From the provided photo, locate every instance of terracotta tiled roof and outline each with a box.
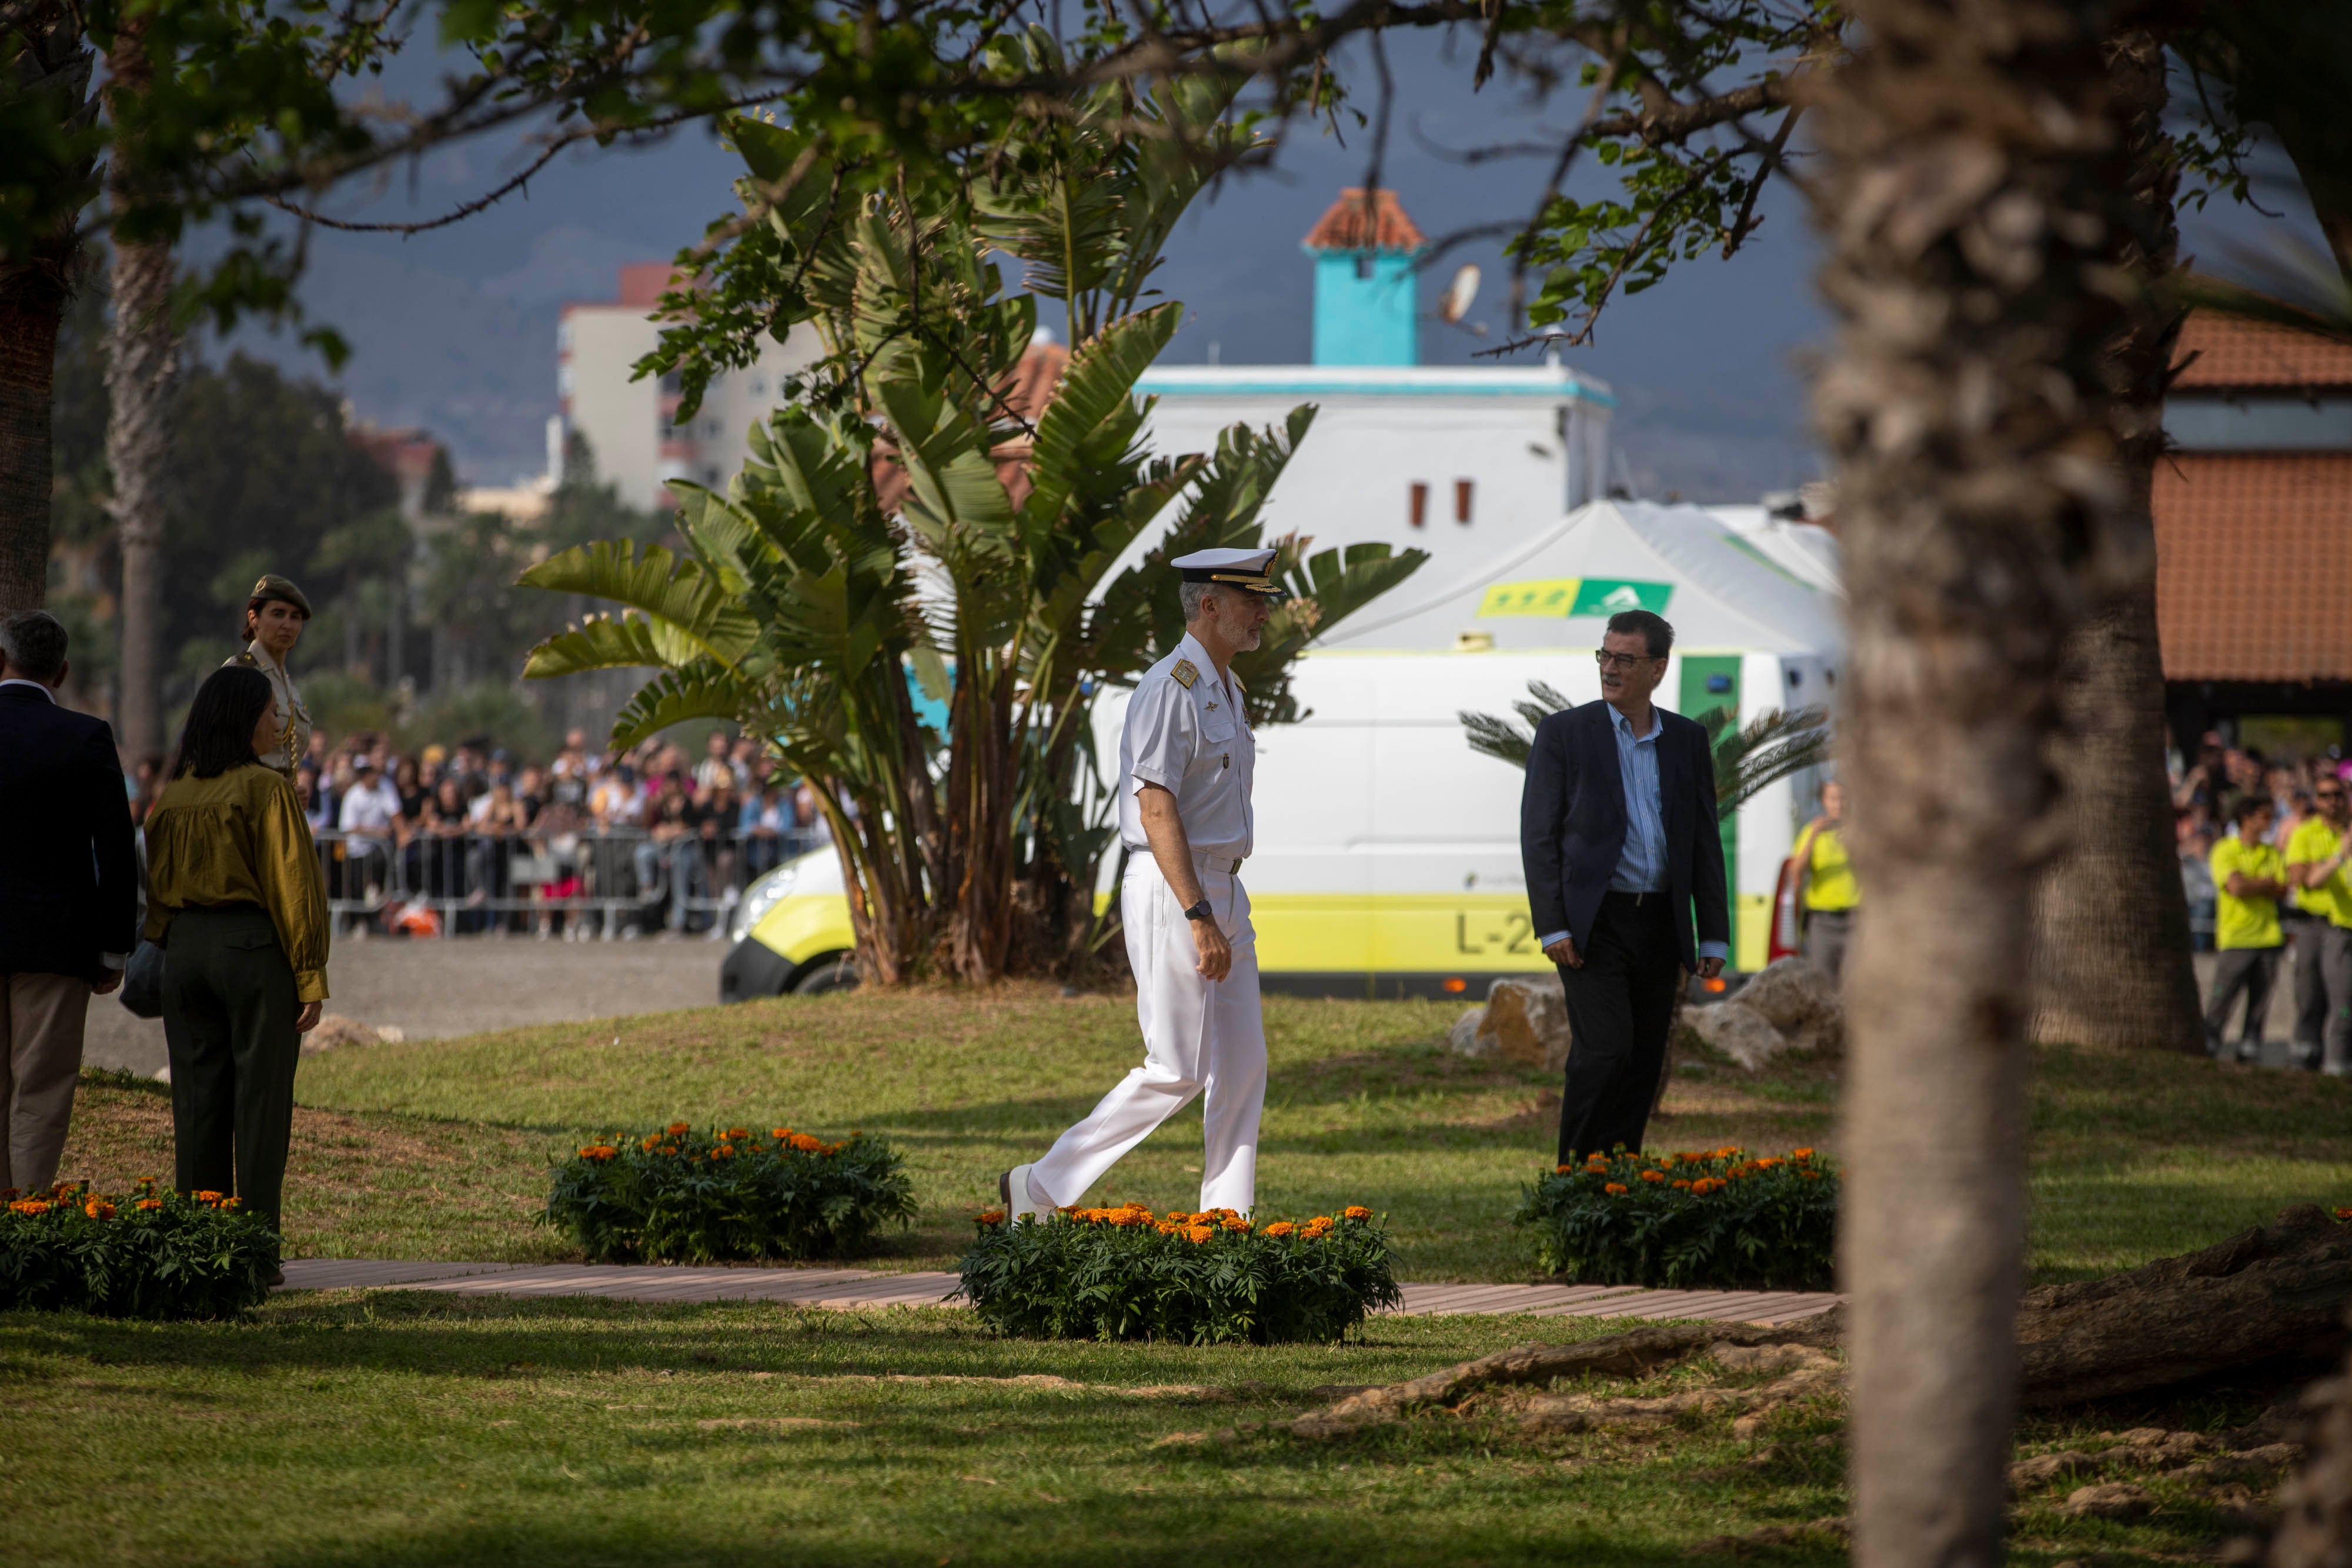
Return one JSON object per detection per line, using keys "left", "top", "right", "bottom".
{"left": 2173, "top": 310, "right": 2352, "bottom": 392}
{"left": 871, "top": 339, "right": 1071, "bottom": 514}
{"left": 1301, "top": 188, "right": 1427, "bottom": 253}
{"left": 2154, "top": 451, "right": 2352, "bottom": 681}
{"left": 617, "top": 262, "right": 678, "bottom": 308}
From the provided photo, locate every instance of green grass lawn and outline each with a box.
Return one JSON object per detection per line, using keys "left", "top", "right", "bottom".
{"left": 0, "top": 1292, "right": 2293, "bottom": 1567}
{"left": 23, "top": 991, "right": 2345, "bottom": 1567}
{"left": 56, "top": 988, "right": 2352, "bottom": 1281}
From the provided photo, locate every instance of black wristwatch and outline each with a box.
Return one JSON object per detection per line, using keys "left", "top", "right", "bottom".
{"left": 1182, "top": 900, "right": 1214, "bottom": 922}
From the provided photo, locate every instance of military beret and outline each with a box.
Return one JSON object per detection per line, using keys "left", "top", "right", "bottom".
{"left": 248, "top": 574, "right": 312, "bottom": 618}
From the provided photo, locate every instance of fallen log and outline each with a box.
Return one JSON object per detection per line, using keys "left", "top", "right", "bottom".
{"left": 2015, "top": 1205, "right": 2351, "bottom": 1409}
{"left": 1273, "top": 1208, "right": 2348, "bottom": 1441}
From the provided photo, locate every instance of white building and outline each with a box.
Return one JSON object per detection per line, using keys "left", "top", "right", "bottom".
{"left": 558, "top": 263, "right": 821, "bottom": 511}
{"left": 1128, "top": 190, "right": 1614, "bottom": 580}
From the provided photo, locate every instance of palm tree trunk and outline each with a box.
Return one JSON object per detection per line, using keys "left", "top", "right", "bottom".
{"left": 0, "top": 3, "right": 96, "bottom": 616}
{"left": 2028, "top": 26, "right": 2203, "bottom": 1056}
{"left": 0, "top": 279, "right": 65, "bottom": 616}
{"left": 1811, "top": 0, "right": 2147, "bottom": 1560}
{"left": 106, "top": 19, "right": 178, "bottom": 763}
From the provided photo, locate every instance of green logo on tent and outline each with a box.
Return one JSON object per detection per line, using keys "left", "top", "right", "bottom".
{"left": 1478, "top": 577, "right": 1675, "bottom": 619}
{"left": 1570, "top": 578, "right": 1673, "bottom": 617}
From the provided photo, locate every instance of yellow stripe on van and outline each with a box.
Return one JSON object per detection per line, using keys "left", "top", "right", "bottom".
{"left": 754, "top": 887, "right": 1779, "bottom": 976}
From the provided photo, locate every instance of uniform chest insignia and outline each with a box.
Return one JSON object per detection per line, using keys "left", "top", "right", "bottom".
{"left": 1171, "top": 659, "right": 1198, "bottom": 689}
{"left": 1205, "top": 700, "right": 1218, "bottom": 711}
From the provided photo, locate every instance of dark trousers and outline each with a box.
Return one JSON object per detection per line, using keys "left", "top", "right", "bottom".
{"left": 161, "top": 905, "right": 300, "bottom": 1233}
{"left": 2204, "top": 944, "right": 2280, "bottom": 1058}
{"left": 1556, "top": 890, "right": 1682, "bottom": 1164}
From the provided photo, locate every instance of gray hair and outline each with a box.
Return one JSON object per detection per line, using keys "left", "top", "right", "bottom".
{"left": 0, "top": 609, "right": 67, "bottom": 680}
{"left": 1180, "top": 581, "right": 1230, "bottom": 622}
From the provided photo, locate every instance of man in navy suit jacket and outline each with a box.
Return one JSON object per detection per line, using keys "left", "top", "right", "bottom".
{"left": 0, "top": 611, "right": 138, "bottom": 1194}
{"left": 1520, "top": 610, "right": 1730, "bottom": 1162}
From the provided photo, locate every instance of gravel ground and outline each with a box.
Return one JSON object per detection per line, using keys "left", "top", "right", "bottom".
{"left": 82, "top": 934, "right": 729, "bottom": 1078}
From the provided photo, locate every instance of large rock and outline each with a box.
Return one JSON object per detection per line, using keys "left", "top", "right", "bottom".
{"left": 1445, "top": 975, "right": 1573, "bottom": 1073}
{"left": 1734, "top": 957, "right": 1843, "bottom": 1055}
{"left": 1681, "top": 1000, "right": 1790, "bottom": 1070}
{"left": 1681, "top": 957, "right": 1843, "bottom": 1071}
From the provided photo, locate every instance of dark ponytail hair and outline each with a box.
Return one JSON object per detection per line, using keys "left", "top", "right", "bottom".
{"left": 173, "top": 666, "right": 275, "bottom": 780}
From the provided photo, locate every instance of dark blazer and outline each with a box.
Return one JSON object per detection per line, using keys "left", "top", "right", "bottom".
{"left": 0, "top": 683, "right": 139, "bottom": 981}
{"left": 1519, "top": 699, "right": 1730, "bottom": 972}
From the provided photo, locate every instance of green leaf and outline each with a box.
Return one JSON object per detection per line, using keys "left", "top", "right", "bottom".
{"left": 518, "top": 540, "right": 760, "bottom": 668}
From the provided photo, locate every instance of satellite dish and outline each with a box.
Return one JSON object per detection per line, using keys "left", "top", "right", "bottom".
{"left": 1439, "top": 263, "right": 1481, "bottom": 324}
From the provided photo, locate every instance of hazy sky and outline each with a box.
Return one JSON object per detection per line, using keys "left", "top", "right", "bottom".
{"left": 215, "top": 31, "right": 2329, "bottom": 502}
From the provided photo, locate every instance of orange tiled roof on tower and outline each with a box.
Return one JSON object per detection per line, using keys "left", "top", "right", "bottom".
{"left": 1301, "top": 188, "right": 1428, "bottom": 253}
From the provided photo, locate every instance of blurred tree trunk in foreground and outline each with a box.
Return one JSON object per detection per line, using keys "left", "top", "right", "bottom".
{"left": 105, "top": 15, "right": 176, "bottom": 762}
{"left": 1813, "top": 0, "right": 2150, "bottom": 1560}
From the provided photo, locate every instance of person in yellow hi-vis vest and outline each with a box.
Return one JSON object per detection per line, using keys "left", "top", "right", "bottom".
{"left": 2285, "top": 774, "right": 2352, "bottom": 1074}
{"left": 1792, "top": 778, "right": 1859, "bottom": 984}
{"left": 2208, "top": 794, "right": 2289, "bottom": 1062}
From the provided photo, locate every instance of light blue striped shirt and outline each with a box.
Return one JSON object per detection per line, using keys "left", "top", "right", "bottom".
{"left": 1537, "top": 704, "right": 1730, "bottom": 962}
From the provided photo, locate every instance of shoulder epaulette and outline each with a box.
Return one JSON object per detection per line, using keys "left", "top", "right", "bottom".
{"left": 1171, "top": 659, "right": 1198, "bottom": 689}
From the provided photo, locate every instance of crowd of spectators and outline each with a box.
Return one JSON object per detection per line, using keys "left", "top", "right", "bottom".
{"left": 130, "top": 726, "right": 830, "bottom": 938}
{"left": 2172, "top": 732, "right": 2347, "bottom": 950}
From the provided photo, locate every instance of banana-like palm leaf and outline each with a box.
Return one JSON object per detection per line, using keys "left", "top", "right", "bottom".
{"left": 607, "top": 662, "right": 765, "bottom": 753}
{"left": 518, "top": 541, "right": 760, "bottom": 669}
{"left": 1018, "top": 303, "right": 1181, "bottom": 553}
{"left": 523, "top": 614, "right": 676, "bottom": 680}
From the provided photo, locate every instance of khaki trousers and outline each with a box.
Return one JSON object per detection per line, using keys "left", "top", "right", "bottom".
{"left": 1, "top": 972, "right": 92, "bottom": 1194}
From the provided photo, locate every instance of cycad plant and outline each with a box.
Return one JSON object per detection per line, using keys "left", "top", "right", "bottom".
{"left": 519, "top": 54, "right": 1424, "bottom": 984}
{"left": 1460, "top": 680, "right": 1830, "bottom": 822}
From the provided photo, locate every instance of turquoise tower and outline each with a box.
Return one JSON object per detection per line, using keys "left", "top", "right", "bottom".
{"left": 1302, "top": 188, "right": 1426, "bottom": 366}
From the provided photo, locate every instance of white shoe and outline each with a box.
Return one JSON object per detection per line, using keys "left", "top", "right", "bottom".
{"left": 1000, "top": 1162, "right": 1052, "bottom": 1223}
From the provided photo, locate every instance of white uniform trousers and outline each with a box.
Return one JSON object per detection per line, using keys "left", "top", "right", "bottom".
{"left": 1032, "top": 855, "right": 1267, "bottom": 1213}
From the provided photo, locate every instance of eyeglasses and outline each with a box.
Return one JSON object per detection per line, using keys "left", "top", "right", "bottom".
{"left": 1595, "top": 650, "right": 1663, "bottom": 671}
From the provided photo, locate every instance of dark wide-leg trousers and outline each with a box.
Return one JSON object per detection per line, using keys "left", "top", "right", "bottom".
{"left": 1556, "top": 890, "right": 1682, "bottom": 1165}
{"left": 161, "top": 904, "right": 300, "bottom": 1233}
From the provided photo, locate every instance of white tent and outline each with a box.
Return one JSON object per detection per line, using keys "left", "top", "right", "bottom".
{"left": 1320, "top": 499, "right": 1844, "bottom": 657}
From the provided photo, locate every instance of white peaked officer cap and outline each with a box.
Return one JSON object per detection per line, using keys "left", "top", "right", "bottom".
{"left": 1172, "top": 546, "right": 1287, "bottom": 600}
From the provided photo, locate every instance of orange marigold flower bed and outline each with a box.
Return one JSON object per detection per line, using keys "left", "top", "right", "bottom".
{"left": 546, "top": 1120, "right": 914, "bottom": 1264}
{"left": 960, "top": 1202, "right": 1397, "bottom": 1344}
{"left": 1516, "top": 1145, "right": 1838, "bottom": 1290}
{"left": 4, "top": 1181, "right": 278, "bottom": 1318}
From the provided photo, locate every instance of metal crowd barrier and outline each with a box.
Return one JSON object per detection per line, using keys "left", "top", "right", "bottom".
{"left": 312, "top": 825, "right": 826, "bottom": 938}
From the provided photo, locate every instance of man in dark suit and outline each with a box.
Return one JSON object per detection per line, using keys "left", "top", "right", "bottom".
{"left": 1521, "top": 609, "right": 1730, "bottom": 1162}
{"left": 0, "top": 610, "right": 139, "bottom": 1193}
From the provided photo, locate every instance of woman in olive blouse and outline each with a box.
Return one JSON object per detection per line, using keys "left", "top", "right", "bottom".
{"left": 144, "top": 666, "right": 329, "bottom": 1258}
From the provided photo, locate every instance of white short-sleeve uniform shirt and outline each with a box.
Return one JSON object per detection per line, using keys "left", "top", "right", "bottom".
{"left": 1119, "top": 632, "right": 1255, "bottom": 861}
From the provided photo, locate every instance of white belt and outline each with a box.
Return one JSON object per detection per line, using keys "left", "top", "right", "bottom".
{"left": 1191, "top": 850, "right": 1245, "bottom": 875}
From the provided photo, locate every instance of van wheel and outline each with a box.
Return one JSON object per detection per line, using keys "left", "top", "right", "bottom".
{"left": 791, "top": 955, "right": 860, "bottom": 996}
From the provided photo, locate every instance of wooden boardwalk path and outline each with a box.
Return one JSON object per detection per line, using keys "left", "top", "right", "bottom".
{"left": 278, "top": 1260, "right": 1839, "bottom": 1326}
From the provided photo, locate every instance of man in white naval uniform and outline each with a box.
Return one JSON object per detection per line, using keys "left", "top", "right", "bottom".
{"left": 1001, "top": 547, "right": 1281, "bottom": 1219}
